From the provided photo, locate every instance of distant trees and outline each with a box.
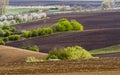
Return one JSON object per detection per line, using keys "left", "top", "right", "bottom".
{"left": 47, "top": 46, "right": 93, "bottom": 60}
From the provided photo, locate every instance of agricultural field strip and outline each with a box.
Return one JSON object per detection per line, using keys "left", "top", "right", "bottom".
{"left": 12, "top": 12, "right": 120, "bottom": 31}
{"left": 7, "top": 28, "right": 120, "bottom": 53}
{"left": 0, "top": 58, "right": 120, "bottom": 74}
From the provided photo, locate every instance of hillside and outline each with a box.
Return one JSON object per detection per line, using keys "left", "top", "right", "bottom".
{"left": 0, "top": 46, "right": 47, "bottom": 64}
{"left": 6, "top": 28, "right": 120, "bottom": 53}
{"left": 13, "top": 12, "right": 120, "bottom": 31}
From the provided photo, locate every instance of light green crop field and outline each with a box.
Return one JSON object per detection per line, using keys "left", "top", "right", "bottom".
{"left": 89, "top": 44, "right": 120, "bottom": 54}
{"left": 6, "top": 8, "right": 30, "bottom": 14}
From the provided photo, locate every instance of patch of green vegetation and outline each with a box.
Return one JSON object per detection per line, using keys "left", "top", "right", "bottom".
{"left": 22, "top": 18, "right": 84, "bottom": 38}
{"left": 21, "top": 45, "right": 39, "bottom": 52}
{"left": 26, "top": 56, "right": 44, "bottom": 62}
{"left": 7, "top": 8, "right": 30, "bottom": 14}
{"left": 47, "top": 46, "right": 93, "bottom": 60}
{"left": 89, "top": 44, "right": 120, "bottom": 54}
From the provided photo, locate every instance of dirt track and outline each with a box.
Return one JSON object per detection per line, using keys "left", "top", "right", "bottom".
{"left": 13, "top": 12, "right": 120, "bottom": 31}
{"left": 7, "top": 28, "right": 120, "bottom": 53}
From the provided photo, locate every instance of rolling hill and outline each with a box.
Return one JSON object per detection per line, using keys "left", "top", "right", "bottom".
{"left": 0, "top": 45, "right": 47, "bottom": 64}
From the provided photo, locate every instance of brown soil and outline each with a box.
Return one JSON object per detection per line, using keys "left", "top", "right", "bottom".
{"left": 0, "top": 58, "right": 120, "bottom": 74}
{"left": 6, "top": 28, "right": 120, "bottom": 53}
{"left": 13, "top": 12, "right": 120, "bottom": 31}
{"left": 0, "top": 46, "right": 47, "bottom": 64}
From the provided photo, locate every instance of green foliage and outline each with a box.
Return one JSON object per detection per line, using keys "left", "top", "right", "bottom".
{"left": 22, "top": 31, "right": 32, "bottom": 38}
{"left": 31, "top": 30, "right": 39, "bottom": 37}
{"left": 58, "top": 18, "right": 73, "bottom": 31}
{"left": 71, "top": 20, "right": 84, "bottom": 31}
{"left": 47, "top": 46, "right": 93, "bottom": 60}
{"left": 0, "top": 29, "right": 5, "bottom": 37}
{"left": 4, "top": 30, "right": 12, "bottom": 37}
{"left": 10, "top": 27, "right": 16, "bottom": 32}
{"left": 26, "top": 56, "right": 43, "bottom": 62}
{"left": 2, "top": 25, "right": 10, "bottom": 30}
{"left": 22, "top": 45, "right": 39, "bottom": 52}
{"left": 0, "top": 38, "right": 5, "bottom": 45}
{"left": 8, "top": 34, "right": 20, "bottom": 41}
{"left": 51, "top": 18, "right": 84, "bottom": 32}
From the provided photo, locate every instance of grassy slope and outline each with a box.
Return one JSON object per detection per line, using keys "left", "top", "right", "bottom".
{"left": 90, "top": 44, "right": 120, "bottom": 54}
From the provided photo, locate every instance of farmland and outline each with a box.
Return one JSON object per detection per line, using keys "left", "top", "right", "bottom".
{"left": 0, "top": 58, "right": 120, "bottom": 74}
{"left": 0, "top": 5, "right": 120, "bottom": 74}
{"left": 13, "top": 12, "right": 120, "bottom": 31}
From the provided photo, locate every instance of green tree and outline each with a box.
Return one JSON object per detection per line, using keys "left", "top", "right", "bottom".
{"left": 47, "top": 46, "right": 93, "bottom": 60}
{"left": 71, "top": 20, "right": 84, "bottom": 31}
{"left": 58, "top": 18, "right": 73, "bottom": 31}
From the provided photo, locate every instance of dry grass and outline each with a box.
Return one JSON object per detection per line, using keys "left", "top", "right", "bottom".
{"left": 0, "top": 45, "right": 47, "bottom": 64}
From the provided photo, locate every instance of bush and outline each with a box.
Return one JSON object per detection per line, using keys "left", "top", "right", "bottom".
{"left": 52, "top": 23, "right": 66, "bottom": 32}
{"left": 8, "top": 34, "right": 20, "bottom": 41}
{"left": 22, "top": 45, "right": 39, "bottom": 52}
{"left": 40, "top": 28, "right": 53, "bottom": 36}
{"left": 4, "top": 30, "right": 12, "bottom": 37}
{"left": 31, "top": 30, "right": 39, "bottom": 37}
{"left": 58, "top": 18, "right": 73, "bottom": 31}
{"left": 22, "top": 31, "right": 32, "bottom": 38}
{"left": 47, "top": 46, "right": 93, "bottom": 60}
{"left": 0, "top": 29, "right": 5, "bottom": 37}
{"left": 10, "top": 27, "right": 16, "bottom": 32}
{"left": 0, "top": 38, "right": 5, "bottom": 45}
{"left": 26, "top": 56, "right": 43, "bottom": 62}
{"left": 2, "top": 25, "right": 10, "bottom": 30}
{"left": 71, "top": 20, "right": 84, "bottom": 31}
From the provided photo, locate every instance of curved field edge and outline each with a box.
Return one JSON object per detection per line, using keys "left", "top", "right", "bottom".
{"left": 0, "top": 46, "right": 47, "bottom": 64}
{"left": 90, "top": 44, "right": 120, "bottom": 54}
{"left": 0, "top": 58, "right": 120, "bottom": 74}
{"left": 6, "top": 28, "right": 120, "bottom": 53}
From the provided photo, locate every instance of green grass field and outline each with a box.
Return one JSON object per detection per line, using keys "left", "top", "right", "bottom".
{"left": 6, "top": 8, "right": 30, "bottom": 14}
{"left": 89, "top": 44, "right": 120, "bottom": 54}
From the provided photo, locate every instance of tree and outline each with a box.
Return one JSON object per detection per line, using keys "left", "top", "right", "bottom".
{"left": 47, "top": 46, "right": 93, "bottom": 60}
{"left": 71, "top": 20, "right": 84, "bottom": 31}
{"left": 58, "top": 18, "right": 73, "bottom": 31}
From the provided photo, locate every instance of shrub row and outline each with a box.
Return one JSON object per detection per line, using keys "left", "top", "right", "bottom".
{"left": 22, "top": 18, "right": 83, "bottom": 38}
